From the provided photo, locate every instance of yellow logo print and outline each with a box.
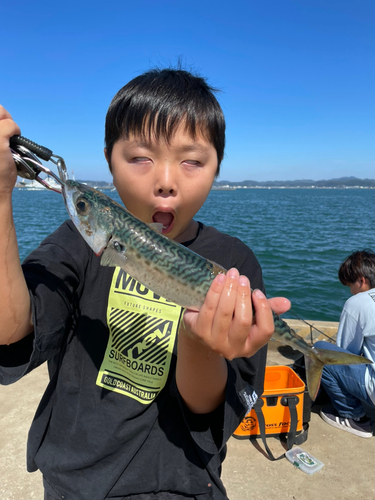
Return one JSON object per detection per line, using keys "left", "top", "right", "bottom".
{"left": 96, "top": 268, "right": 183, "bottom": 404}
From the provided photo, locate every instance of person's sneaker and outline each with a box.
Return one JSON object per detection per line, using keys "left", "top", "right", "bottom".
{"left": 320, "top": 407, "right": 373, "bottom": 438}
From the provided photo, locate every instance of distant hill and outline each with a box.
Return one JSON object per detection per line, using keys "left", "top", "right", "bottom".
{"left": 212, "top": 176, "right": 375, "bottom": 189}
{"left": 75, "top": 177, "right": 375, "bottom": 190}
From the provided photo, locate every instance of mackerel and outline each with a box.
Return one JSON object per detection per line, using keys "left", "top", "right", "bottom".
{"left": 63, "top": 180, "right": 371, "bottom": 400}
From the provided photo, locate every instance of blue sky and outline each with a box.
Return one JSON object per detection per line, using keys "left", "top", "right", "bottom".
{"left": 1, "top": 0, "right": 374, "bottom": 182}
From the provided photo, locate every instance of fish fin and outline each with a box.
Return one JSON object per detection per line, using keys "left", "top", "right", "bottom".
{"left": 148, "top": 222, "right": 163, "bottom": 233}
{"left": 304, "top": 354, "right": 324, "bottom": 401}
{"left": 305, "top": 347, "right": 371, "bottom": 401}
{"left": 100, "top": 246, "right": 127, "bottom": 268}
{"left": 312, "top": 346, "right": 371, "bottom": 366}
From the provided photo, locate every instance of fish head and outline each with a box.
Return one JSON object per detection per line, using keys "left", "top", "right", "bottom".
{"left": 63, "top": 180, "right": 116, "bottom": 256}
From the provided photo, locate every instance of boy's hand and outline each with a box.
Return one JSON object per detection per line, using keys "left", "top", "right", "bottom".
{"left": 182, "top": 268, "right": 291, "bottom": 360}
{"left": 0, "top": 105, "right": 20, "bottom": 194}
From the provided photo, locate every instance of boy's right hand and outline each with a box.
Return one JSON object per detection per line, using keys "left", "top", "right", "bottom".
{"left": 0, "top": 105, "right": 21, "bottom": 194}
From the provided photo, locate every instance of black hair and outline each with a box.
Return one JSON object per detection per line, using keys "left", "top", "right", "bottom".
{"left": 104, "top": 68, "right": 225, "bottom": 176}
{"left": 338, "top": 249, "right": 375, "bottom": 288}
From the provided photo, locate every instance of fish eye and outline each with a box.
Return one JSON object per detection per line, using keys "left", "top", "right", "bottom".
{"left": 76, "top": 198, "right": 90, "bottom": 215}
{"left": 113, "top": 240, "right": 126, "bottom": 253}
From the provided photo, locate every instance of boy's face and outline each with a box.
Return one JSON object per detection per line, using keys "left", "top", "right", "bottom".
{"left": 107, "top": 124, "right": 218, "bottom": 243}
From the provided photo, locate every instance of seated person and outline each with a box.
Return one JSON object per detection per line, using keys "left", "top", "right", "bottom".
{"left": 315, "top": 249, "right": 375, "bottom": 438}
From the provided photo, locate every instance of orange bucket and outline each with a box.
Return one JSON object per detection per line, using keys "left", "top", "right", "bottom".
{"left": 234, "top": 366, "right": 305, "bottom": 438}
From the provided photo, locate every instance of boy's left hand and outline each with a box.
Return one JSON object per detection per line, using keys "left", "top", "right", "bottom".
{"left": 183, "top": 268, "right": 291, "bottom": 360}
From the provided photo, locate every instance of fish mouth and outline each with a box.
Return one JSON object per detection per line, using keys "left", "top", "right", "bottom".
{"left": 152, "top": 209, "right": 175, "bottom": 235}
{"left": 96, "top": 234, "right": 114, "bottom": 256}
{"left": 95, "top": 241, "right": 109, "bottom": 257}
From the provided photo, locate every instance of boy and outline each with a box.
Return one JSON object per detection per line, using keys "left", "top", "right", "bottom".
{"left": 316, "top": 249, "right": 375, "bottom": 438}
{"left": 0, "top": 68, "right": 290, "bottom": 499}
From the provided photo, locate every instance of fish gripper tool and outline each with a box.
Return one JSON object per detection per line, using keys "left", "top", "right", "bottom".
{"left": 10, "top": 135, "right": 68, "bottom": 193}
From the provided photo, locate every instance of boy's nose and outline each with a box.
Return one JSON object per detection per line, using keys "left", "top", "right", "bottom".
{"left": 157, "top": 186, "right": 175, "bottom": 194}
{"left": 155, "top": 166, "right": 177, "bottom": 195}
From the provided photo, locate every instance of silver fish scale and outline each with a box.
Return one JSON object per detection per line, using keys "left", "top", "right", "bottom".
{"left": 116, "top": 214, "right": 216, "bottom": 291}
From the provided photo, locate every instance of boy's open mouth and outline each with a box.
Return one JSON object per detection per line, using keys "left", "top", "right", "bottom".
{"left": 152, "top": 211, "right": 175, "bottom": 234}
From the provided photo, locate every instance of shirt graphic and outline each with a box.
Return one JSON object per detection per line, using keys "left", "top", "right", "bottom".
{"left": 97, "top": 268, "right": 183, "bottom": 404}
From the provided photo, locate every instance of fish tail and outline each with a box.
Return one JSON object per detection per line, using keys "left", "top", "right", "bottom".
{"left": 305, "top": 346, "right": 371, "bottom": 401}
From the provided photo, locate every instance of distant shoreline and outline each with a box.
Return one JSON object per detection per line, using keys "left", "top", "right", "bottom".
{"left": 211, "top": 185, "right": 375, "bottom": 190}
{"left": 213, "top": 176, "right": 375, "bottom": 189}
{"left": 16, "top": 184, "right": 374, "bottom": 191}
{"left": 15, "top": 176, "right": 375, "bottom": 191}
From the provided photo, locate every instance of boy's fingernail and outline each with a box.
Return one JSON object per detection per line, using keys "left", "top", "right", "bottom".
{"left": 239, "top": 276, "right": 249, "bottom": 287}
{"left": 216, "top": 273, "right": 226, "bottom": 284}
{"left": 253, "top": 289, "right": 265, "bottom": 299}
{"left": 227, "top": 268, "right": 238, "bottom": 279}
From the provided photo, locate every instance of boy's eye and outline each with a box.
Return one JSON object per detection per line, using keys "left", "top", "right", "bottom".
{"left": 131, "top": 157, "right": 151, "bottom": 163}
{"left": 183, "top": 160, "right": 202, "bottom": 167}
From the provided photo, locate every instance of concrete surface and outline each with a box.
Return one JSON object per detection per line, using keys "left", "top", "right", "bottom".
{"left": 1, "top": 326, "right": 375, "bottom": 500}
{"left": 1, "top": 363, "right": 45, "bottom": 500}
{"left": 282, "top": 319, "right": 339, "bottom": 344}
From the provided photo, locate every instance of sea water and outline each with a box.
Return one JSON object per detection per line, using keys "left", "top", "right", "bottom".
{"left": 12, "top": 187, "right": 375, "bottom": 322}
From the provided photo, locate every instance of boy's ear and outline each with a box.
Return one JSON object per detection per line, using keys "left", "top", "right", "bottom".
{"left": 358, "top": 276, "right": 371, "bottom": 290}
{"left": 362, "top": 276, "right": 371, "bottom": 287}
{"left": 104, "top": 148, "right": 112, "bottom": 172}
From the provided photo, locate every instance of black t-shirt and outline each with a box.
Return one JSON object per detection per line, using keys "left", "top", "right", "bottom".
{"left": 0, "top": 220, "right": 267, "bottom": 500}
